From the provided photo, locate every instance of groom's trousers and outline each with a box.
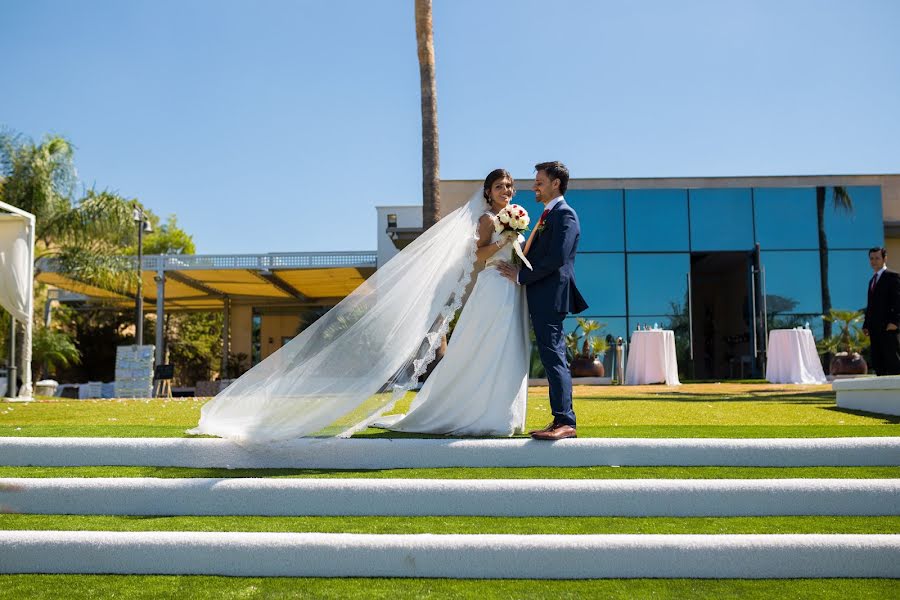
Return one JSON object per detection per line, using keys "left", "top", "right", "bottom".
{"left": 531, "top": 311, "right": 576, "bottom": 428}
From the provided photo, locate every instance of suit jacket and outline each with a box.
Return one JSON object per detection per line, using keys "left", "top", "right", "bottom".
{"left": 520, "top": 198, "right": 588, "bottom": 316}
{"left": 864, "top": 269, "right": 900, "bottom": 332}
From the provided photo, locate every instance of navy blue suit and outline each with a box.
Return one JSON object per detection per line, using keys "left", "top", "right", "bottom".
{"left": 519, "top": 198, "right": 588, "bottom": 427}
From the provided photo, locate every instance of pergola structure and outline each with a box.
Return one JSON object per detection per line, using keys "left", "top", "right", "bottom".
{"left": 37, "top": 251, "right": 377, "bottom": 370}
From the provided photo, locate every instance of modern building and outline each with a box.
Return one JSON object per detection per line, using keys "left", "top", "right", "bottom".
{"left": 381, "top": 174, "right": 900, "bottom": 379}
{"left": 41, "top": 173, "right": 900, "bottom": 384}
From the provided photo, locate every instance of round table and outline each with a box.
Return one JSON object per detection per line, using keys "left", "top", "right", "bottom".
{"left": 625, "top": 330, "right": 681, "bottom": 386}
{"left": 766, "top": 329, "right": 827, "bottom": 384}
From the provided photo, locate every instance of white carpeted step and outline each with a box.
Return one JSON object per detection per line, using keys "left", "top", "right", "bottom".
{"left": 1, "top": 531, "right": 897, "bottom": 578}
{"left": 2, "top": 477, "right": 898, "bottom": 517}
{"left": 2, "top": 437, "right": 898, "bottom": 468}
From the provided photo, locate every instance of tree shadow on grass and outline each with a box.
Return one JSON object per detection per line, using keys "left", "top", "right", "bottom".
{"left": 579, "top": 391, "right": 836, "bottom": 404}
{"left": 143, "top": 466, "right": 394, "bottom": 478}
{"left": 819, "top": 405, "right": 900, "bottom": 424}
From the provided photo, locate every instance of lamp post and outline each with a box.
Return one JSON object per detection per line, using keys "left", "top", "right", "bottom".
{"left": 132, "top": 206, "right": 153, "bottom": 345}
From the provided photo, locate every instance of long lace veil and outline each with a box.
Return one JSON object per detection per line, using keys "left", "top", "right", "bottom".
{"left": 188, "top": 188, "right": 485, "bottom": 443}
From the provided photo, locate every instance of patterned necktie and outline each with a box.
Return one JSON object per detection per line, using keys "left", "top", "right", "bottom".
{"left": 538, "top": 208, "right": 550, "bottom": 228}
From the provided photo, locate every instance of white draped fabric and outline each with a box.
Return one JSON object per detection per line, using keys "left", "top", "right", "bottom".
{"left": 625, "top": 330, "right": 681, "bottom": 386}
{"left": 766, "top": 329, "right": 827, "bottom": 384}
{"left": 190, "top": 190, "right": 488, "bottom": 443}
{"left": 0, "top": 201, "right": 35, "bottom": 398}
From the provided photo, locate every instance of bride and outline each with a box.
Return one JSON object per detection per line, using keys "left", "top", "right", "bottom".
{"left": 189, "top": 169, "right": 531, "bottom": 444}
{"left": 374, "top": 169, "right": 529, "bottom": 436}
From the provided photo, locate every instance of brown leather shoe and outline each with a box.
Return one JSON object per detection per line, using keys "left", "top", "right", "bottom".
{"left": 531, "top": 425, "right": 576, "bottom": 440}
{"left": 527, "top": 421, "right": 559, "bottom": 436}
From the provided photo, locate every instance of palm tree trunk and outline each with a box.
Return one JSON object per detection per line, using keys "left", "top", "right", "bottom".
{"left": 415, "top": 0, "right": 440, "bottom": 228}
{"left": 816, "top": 186, "right": 832, "bottom": 371}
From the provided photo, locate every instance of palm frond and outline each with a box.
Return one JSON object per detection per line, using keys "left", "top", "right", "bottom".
{"left": 832, "top": 186, "right": 853, "bottom": 213}
{"left": 0, "top": 133, "right": 76, "bottom": 222}
{"left": 55, "top": 246, "right": 138, "bottom": 294}
{"left": 42, "top": 189, "right": 135, "bottom": 247}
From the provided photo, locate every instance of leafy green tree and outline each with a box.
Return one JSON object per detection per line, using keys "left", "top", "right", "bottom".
{"left": 136, "top": 214, "right": 196, "bottom": 255}
{"left": 1, "top": 131, "right": 137, "bottom": 388}
{"left": 166, "top": 312, "right": 223, "bottom": 386}
{"left": 31, "top": 325, "right": 81, "bottom": 380}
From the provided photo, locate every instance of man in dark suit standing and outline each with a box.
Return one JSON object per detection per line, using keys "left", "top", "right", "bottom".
{"left": 863, "top": 246, "right": 900, "bottom": 375}
{"left": 498, "top": 161, "right": 588, "bottom": 440}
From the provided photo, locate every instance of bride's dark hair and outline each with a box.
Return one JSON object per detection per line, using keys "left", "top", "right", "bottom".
{"left": 482, "top": 169, "right": 514, "bottom": 204}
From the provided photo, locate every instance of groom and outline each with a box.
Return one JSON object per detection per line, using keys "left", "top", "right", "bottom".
{"left": 498, "top": 161, "right": 588, "bottom": 440}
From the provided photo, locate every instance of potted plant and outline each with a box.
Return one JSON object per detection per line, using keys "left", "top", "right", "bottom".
{"left": 567, "top": 318, "right": 609, "bottom": 377}
{"left": 818, "top": 309, "right": 869, "bottom": 376}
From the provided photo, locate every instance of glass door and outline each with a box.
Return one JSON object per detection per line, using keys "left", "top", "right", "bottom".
{"left": 689, "top": 251, "right": 755, "bottom": 379}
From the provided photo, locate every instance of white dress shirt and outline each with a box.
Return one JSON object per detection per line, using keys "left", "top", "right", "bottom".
{"left": 516, "top": 196, "right": 565, "bottom": 285}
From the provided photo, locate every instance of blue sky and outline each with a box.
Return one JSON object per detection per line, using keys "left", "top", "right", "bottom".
{"left": 2, "top": 0, "right": 898, "bottom": 254}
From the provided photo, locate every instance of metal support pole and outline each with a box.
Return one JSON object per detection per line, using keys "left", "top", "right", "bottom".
{"left": 155, "top": 269, "right": 166, "bottom": 366}
{"left": 7, "top": 317, "right": 17, "bottom": 397}
{"left": 135, "top": 221, "right": 144, "bottom": 345}
{"left": 221, "top": 297, "right": 231, "bottom": 378}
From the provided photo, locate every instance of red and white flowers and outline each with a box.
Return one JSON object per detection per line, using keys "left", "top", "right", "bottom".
{"left": 494, "top": 204, "right": 530, "bottom": 235}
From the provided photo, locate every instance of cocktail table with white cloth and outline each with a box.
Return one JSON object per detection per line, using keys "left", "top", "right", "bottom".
{"left": 766, "top": 328, "right": 827, "bottom": 384}
{"left": 625, "top": 329, "right": 681, "bottom": 386}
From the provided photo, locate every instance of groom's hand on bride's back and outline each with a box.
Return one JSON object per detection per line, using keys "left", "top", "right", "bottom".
{"left": 496, "top": 261, "right": 521, "bottom": 284}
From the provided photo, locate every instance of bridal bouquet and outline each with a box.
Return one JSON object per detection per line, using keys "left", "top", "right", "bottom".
{"left": 494, "top": 204, "right": 530, "bottom": 235}
{"left": 493, "top": 204, "right": 532, "bottom": 270}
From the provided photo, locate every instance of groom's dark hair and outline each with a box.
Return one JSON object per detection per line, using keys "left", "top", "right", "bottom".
{"left": 535, "top": 161, "right": 569, "bottom": 195}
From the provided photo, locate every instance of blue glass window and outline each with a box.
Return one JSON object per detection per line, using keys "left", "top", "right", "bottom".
{"left": 690, "top": 188, "right": 754, "bottom": 251}
{"left": 824, "top": 186, "right": 884, "bottom": 249}
{"left": 827, "top": 250, "right": 873, "bottom": 313}
{"left": 625, "top": 189, "right": 689, "bottom": 251}
{"left": 759, "top": 251, "right": 822, "bottom": 315}
{"left": 753, "top": 188, "right": 818, "bottom": 250}
{"left": 574, "top": 253, "right": 626, "bottom": 316}
{"left": 767, "top": 316, "right": 824, "bottom": 340}
{"left": 512, "top": 190, "right": 537, "bottom": 213}
{"left": 627, "top": 253, "right": 690, "bottom": 316}
{"left": 566, "top": 190, "right": 624, "bottom": 251}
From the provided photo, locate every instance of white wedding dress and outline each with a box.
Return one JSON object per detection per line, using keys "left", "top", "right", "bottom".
{"left": 189, "top": 191, "right": 528, "bottom": 444}
{"left": 374, "top": 212, "right": 530, "bottom": 437}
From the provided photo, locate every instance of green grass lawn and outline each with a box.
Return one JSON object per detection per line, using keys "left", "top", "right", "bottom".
{"left": 1, "top": 384, "right": 896, "bottom": 596}
{"left": 3, "top": 514, "right": 898, "bottom": 535}
{"left": 1, "top": 384, "right": 897, "bottom": 438}
{"left": 0, "top": 576, "right": 896, "bottom": 600}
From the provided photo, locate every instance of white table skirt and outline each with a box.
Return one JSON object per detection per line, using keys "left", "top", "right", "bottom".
{"left": 766, "top": 329, "right": 827, "bottom": 384}
{"left": 625, "top": 330, "right": 681, "bottom": 386}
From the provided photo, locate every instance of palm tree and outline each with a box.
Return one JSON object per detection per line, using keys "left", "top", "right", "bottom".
{"left": 0, "top": 131, "right": 136, "bottom": 393}
{"left": 816, "top": 186, "right": 853, "bottom": 352}
{"left": 0, "top": 132, "right": 135, "bottom": 275}
{"left": 415, "top": 0, "right": 440, "bottom": 228}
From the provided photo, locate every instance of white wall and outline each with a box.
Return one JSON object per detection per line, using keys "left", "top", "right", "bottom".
{"left": 375, "top": 205, "right": 422, "bottom": 268}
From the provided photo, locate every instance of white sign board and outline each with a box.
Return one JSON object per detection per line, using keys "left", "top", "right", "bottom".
{"left": 114, "top": 345, "right": 155, "bottom": 398}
